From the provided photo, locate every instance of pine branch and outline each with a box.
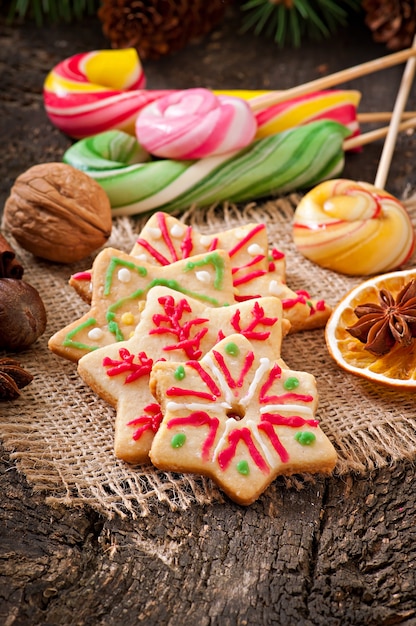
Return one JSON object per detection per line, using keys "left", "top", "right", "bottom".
{"left": 240, "top": 0, "right": 363, "bottom": 47}
{"left": 4, "top": 0, "right": 100, "bottom": 25}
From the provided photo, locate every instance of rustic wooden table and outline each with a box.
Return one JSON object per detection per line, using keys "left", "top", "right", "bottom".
{"left": 1, "top": 7, "right": 416, "bottom": 625}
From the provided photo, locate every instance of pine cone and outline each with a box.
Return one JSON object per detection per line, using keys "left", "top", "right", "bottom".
{"left": 98, "top": 0, "right": 229, "bottom": 60}
{"left": 362, "top": 0, "right": 416, "bottom": 50}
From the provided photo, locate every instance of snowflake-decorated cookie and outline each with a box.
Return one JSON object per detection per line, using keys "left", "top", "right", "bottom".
{"left": 49, "top": 248, "right": 235, "bottom": 362}
{"left": 149, "top": 333, "right": 337, "bottom": 505}
{"left": 78, "top": 285, "right": 288, "bottom": 463}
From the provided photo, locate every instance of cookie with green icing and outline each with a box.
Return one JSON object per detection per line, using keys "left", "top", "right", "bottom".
{"left": 149, "top": 333, "right": 337, "bottom": 505}
{"left": 77, "top": 285, "right": 287, "bottom": 464}
{"left": 49, "top": 247, "right": 235, "bottom": 362}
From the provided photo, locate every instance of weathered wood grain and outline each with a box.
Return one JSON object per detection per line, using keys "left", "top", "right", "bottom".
{"left": 1, "top": 7, "right": 416, "bottom": 625}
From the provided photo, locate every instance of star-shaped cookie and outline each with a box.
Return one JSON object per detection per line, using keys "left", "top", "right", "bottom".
{"left": 69, "top": 212, "right": 330, "bottom": 331}
{"left": 149, "top": 333, "right": 337, "bottom": 505}
{"left": 49, "top": 247, "right": 235, "bottom": 362}
{"left": 69, "top": 211, "right": 286, "bottom": 303}
{"left": 77, "top": 285, "right": 288, "bottom": 464}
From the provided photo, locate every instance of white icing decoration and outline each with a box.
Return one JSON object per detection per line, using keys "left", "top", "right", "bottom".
{"left": 268, "top": 280, "right": 285, "bottom": 297}
{"left": 148, "top": 227, "right": 162, "bottom": 239}
{"left": 199, "top": 235, "right": 211, "bottom": 247}
{"left": 240, "top": 357, "right": 270, "bottom": 408}
{"left": 212, "top": 418, "right": 235, "bottom": 462}
{"left": 166, "top": 401, "right": 230, "bottom": 413}
{"left": 246, "top": 419, "right": 274, "bottom": 467}
{"left": 235, "top": 228, "right": 246, "bottom": 239}
{"left": 203, "top": 354, "right": 234, "bottom": 406}
{"left": 247, "top": 243, "right": 264, "bottom": 256}
{"left": 195, "top": 271, "right": 211, "bottom": 284}
{"left": 118, "top": 268, "right": 132, "bottom": 283}
{"left": 170, "top": 224, "right": 185, "bottom": 238}
{"left": 134, "top": 253, "right": 148, "bottom": 262}
{"left": 260, "top": 403, "right": 314, "bottom": 417}
{"left": 88, "top": 328, "right": 104, "bottom": 341}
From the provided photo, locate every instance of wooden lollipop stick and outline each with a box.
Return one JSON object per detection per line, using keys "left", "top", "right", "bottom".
{"left": 374, "top": 35, "right": 416, "bottom": 189}
{"left": 249, "top": 47, "right": 416, "bottom": 112}
{"left": 358, "top": 111, "right": 416, "bottom": 123}
{"left": 344, "top": 116, "right": 416, "bottom": 151}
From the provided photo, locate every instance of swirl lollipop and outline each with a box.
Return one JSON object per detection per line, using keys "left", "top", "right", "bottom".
{"left": 43, "top": 48, "right": 171, "bottom": 137}
{"left": 292, "top": 179, "right": 415, "bottom": 275}
{"left": 43, "top": 48, "right": 361, "bottom": 141}
{"left": 135, "top": 88, "right": 258, "bottom": 159}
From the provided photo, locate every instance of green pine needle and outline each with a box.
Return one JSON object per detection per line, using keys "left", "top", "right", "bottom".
{"left": 240, "top": 0, "right": 362, "bottom": 47}
{"left": 4, "top": 0, "right": 100, "bottom": 25}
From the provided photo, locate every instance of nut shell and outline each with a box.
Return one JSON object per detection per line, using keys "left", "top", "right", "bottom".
{"left": 3, "top": 163, "right": 112, "bottom": 263}
{"left": 0, "top": 278, "right": 47, "bottom": 351}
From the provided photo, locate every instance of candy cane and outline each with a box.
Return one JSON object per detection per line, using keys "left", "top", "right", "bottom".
{"left": 63, "top": 120, "right": 350, "bottom": 217}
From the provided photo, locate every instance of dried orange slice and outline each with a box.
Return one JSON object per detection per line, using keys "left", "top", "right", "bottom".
{"left": 325, "top": 269, "right": 416, "bottom": 389}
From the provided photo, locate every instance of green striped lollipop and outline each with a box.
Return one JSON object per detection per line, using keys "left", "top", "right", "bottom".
{"left": 63, "top": 120, "right": 350, "bottom": 217}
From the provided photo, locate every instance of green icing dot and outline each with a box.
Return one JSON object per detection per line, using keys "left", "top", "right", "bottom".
{"left": 225, "top": 342, "right": 239, "bottom": 356}
{"left": 174, "top": 365, "right": 186, "bottom": 380}
{"left": 236, "top": 460, "right": 250, "bottom": 475}
{"left": 284, "top": 376, "right": 299, "bottom": 391}
{"left": 295, "top": 431, "right": 316, "bottom": 446}
{"left": 171, "top": 433, "right": 186, "bottom": 448}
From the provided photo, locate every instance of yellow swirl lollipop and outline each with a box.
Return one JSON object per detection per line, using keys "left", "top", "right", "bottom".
{"left": 293, "top": 179, "right": 415, "bottom": 275}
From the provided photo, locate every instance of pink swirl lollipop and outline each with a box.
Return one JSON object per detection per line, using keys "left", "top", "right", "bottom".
{"left": 135, "top": 88, "right": 258, "bottom": 159}
{"left": 44, "top": 49, "right": 361, "bottom": 142}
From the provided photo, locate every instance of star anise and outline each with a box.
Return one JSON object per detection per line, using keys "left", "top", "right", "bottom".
{"left": 0, "top": 358, "right": 33, "bottom": 400}
{"left": 347, "top": 279, "right": 416, "bottom": 356}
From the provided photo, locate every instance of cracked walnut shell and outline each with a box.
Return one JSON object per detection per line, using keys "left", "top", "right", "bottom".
{"left": 3, "top": 163, "right": 112, "bottom": 263}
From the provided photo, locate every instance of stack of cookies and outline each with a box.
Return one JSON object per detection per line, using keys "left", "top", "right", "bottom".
{"left": 49, "top": 212, "right": 337, "bottom": 505}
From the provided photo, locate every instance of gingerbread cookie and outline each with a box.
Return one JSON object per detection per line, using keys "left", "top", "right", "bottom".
{"left": 78, "top": 286, "right": 288, "bottom": 463}
{"left": 149, "top": 333, "right": 337, "bottom": 505}
{"left": 49, "top": 248, "right": 235, "bottom": 362}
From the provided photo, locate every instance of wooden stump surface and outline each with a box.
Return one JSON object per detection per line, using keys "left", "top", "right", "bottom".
{"left": 1, "top": 8, "right": 416, "bottom": 625}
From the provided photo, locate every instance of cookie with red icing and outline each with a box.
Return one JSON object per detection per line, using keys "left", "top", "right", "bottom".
{"left": 149, "top": 333, "right": 337, "bottom": 505}
{"left": 49, "top": 247, "right": 235, "bottom": 362}
{"left": 77, "top": 285, "right": 288, "bottom": 464}
{"left": 69, "top": 211, "right": 330, "bottom": 332}
{"left": 69, "top": 211, "right": 286, "bottom": 303}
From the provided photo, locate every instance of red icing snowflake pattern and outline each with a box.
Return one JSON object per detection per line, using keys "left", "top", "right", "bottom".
{"left": 149, "top": 294, "right": 209, "bottom": 359}
{"left": 103, "top": 348, "right": 154, "bottom": 383}
{"left": 127, "top": 403, "right": 163, "bottom": 441}
{"left": 163, "top": 343, "right": 319, "bottom": 473}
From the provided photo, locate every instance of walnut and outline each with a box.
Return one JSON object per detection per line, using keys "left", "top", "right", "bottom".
{"left": 2, "top": 163, "right": 112, "bottom": 264}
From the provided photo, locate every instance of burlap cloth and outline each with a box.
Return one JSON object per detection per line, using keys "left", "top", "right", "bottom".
{"left": 2, "top": 196, "right": 416, "bottom": 518}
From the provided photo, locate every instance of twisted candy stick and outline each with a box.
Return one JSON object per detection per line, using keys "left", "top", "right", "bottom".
{"left": 43, "top": 48, "right": 360, "bottom": 140}
{"left": 293, "top": 179, "right": 415, "bottom": 275}
{"left": 63, "top": 120, "right": 351, "bottom": 217}
{"left": 135, "top": 88, "right": 257, "bottom": 159}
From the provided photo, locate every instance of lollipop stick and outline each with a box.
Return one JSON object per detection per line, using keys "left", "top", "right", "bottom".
{"left": 344, "top": 116, "right": 416, "bottom": 151}
{"left": 249, "top": 47, "right": 416, "bottom": 112}
{"left": 374, "top": 35, "right": 416, "bottom": 189}
{"left": 358, "top": 111, "right": 416, "bottom": 123}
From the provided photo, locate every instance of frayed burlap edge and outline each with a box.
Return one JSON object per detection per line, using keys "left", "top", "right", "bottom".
{"left": 2, "top": 192, "right": 416, "bottom": 519}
